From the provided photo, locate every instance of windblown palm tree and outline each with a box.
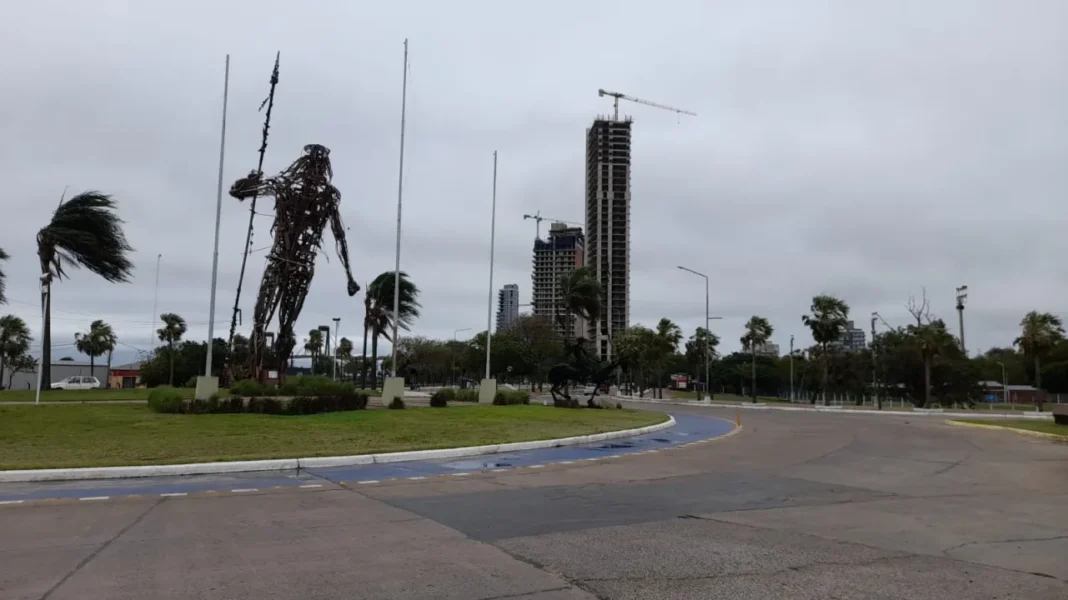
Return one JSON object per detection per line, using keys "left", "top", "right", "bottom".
{"left": 0, "top": 247, "right": 9, "bottom": 305}
{"left": 304, "top": 329, "right": 324, "bottom": 374}
{"left": 37, "top": 192, "right": 133, "bottom": 386}
{"left": 336, "top": 337, "right": 353, "bottom": 380}
{"left": 909, "top": 319, "right": 957, "bottom": 408}
{"left": 654, "top": 318, "right": 682, "bottom": 398}
{"left": 685, "top": 327, "right": 720, "bottom": 398}
{"left": 360, "top": 288, "right": 374, "bottom": 389}
{"left": 0, "top": 315, "right": 31, "bottom": 387}
{"left": 367, "top": 271, "right": 421, "bottom": 389}
{"left": 1015, "top": 311, "right": 1065, "bottom": 410}
{"left": 74, "top": 319, "right": 116, "bottom": 388}
{"left": 556, "top": 267, "right": 602, "bottom": 348}
{"left": 802, "top": 295, "right": 849, "bottom": 404}
{"left": 156, "top": 313, "right": 187, "bottom": 386}
{"left": 740, "top": 316, "right": 774, "bottom": 402}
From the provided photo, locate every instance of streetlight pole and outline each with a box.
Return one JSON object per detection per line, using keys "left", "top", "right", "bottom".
{"left": 332, "top": 317, "right": 340, "bottom": 381}
{"left": 453, "top": 327, "right": 472, "bottom": 341}
{"left": 871, "top": 312, "right": 880, "bottom": 410}
{"left": 956, "top": 285, "right": 968, "bottom": 356}
{"left": 996, "top": 360, "right": 1008, "bottom": 409}
{"left": 789, "top": 335, "right": 794, "bottom": 402}
{"left": 677, "top": 266, "right": 715, "bottom": 402}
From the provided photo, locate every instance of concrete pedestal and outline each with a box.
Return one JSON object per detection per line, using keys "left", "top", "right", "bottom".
{"left": 194, "top": 376, "right": 219, "bottom": 400}
{"left": 478, "top": 378, "right": 497, "bottom": 404}
{"left": 381, "top": 377, "right": 405, "bottom": 406}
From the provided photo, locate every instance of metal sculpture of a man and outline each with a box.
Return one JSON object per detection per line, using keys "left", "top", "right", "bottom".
{"left": 230, "top": 144, "right": 358, "bottom": 382}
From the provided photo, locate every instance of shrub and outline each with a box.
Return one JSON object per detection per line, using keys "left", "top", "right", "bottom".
{"left": 184, "top": 375, "right": 198, "bottom": 389}
{"left": 280, "top": 375, "right": 353, "bottom": 397}
{"left": 230, "top": 379, "right": 265, "bottom": 397}
{"left": 430, "top": 390, "right": 449, "bottom": 408}
{"left": 147, "top": 386, "right": 184, "bottom": 413}
{"left": 493, "top": 390, "right": 530, "bottom": 405}
{"left": 616, "top": 402, "right": 623, "bottom": 409}
{"left": 388, "top": 397, "right": 406, "bottom": 410}
{"left": 453, "top": 389, "right": 479, "bottom": 403}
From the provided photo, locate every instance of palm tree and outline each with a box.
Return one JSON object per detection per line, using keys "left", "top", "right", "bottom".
{"left": 0, "top": 315, "right": 31, "bottom": 388}
{"left": 802, "top": 295, "right": 849, "bottom": 404}
{"left": 616, "top": 325, "right": 657, "bottom": 397}
{"left": 304, "top": 329, "right": 323, "bottom": 374}
{"left": 359, "top": 286, "right": 372, "bottom": 388}
{"left": 1015, "top": 311, "right": 1065, "bottom": 410}
{"left": 367, "top": 271, "right": 421, "bottom": 389}
{"left": 74, "top": 320, "right": 115, "bottom": 388}
{"left": 654, "top": 318, "right": 682, "bottom": 398}
{"left": 156, "top": 313, "right": 187, "bottom": 386}
{"left": 556, "top": 267, "right": 602, "bottom": 348}
{"left": 0, "top": 247, "right": 8, "bottom": 305}
{"left": 336, "top": 337, "right": 353, "bottom": 380}
{"left": 740, "top": 316, "right": 774, "bottom": 402}
{"left": 685, "top": 327, "right": 720, "bottom": 398}
{"left": 37, "top": 191, "right": 134, "bottom": 386}
{"left": 910, "top": 319, "right": 957, "bottom": 408}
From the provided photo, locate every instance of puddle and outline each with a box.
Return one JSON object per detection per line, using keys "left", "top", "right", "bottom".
{"left": 651, "top": 438, "right": 671, "bottom": 443}
{"left": 598, "top": 442, "right": 635, "bottom": 449}
{"left": 442, "top": 460, "right": 514, "bottom": 470}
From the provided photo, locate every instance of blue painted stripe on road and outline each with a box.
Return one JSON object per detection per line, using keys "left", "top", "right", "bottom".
{"left": 0, "top": 413, "right": 734, "bottom": 503}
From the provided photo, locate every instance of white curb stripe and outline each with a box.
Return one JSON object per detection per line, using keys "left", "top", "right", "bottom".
{"left": 160, "top": 492, "right": 187, "bottom": 497}
{"left": 356, "top": 480, "right": 379, "bottom": 484}
{"left": 230, "top": 488, "right": 258, "bottom": 493}
{"left": 0, "top": 416, "right": 676, "bottom": 483}
{"left": 406, "top": 476, "right": 426, "bottom": 481}
{"left": 0, "top": 500, "right": 25, "bottom": 505}
{"left": 451, "top": 472, "right": 471, "bottom": 477}
{"left": 79, "top": 496, "right": 109, "bottom": 501}
{"left": 298, "top": 484, "right": 323, "bottom": 488}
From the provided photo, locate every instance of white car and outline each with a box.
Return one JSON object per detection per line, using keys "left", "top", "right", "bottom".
{"left": 50, "top": 376, "right": 101, "bottom": 390}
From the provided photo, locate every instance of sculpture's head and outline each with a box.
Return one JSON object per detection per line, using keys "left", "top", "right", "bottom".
{"left": 230, "top": 170, "right": 263, "bottom": 201}
{"left": 303, "top": 144, "right": 330, "bottom": 159}
{"left": 347, "top": 280, "right": 360, "bottom": 296}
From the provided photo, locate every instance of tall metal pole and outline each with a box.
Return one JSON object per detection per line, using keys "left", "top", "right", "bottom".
{"left": 703, "top": 276, "right": 709, "bottom": 402}
{"left": 789, "top": 335, "right": 794, "bottom": 402}
{"left": 390, "top": 39, "right": 408, "bottom": 378}
{"left": 151, "top": 253, "right": 162, "bottom": 348}
{"left": 332, "top": 318, "right": 340, "bottom": 381}
{"left": 955, "top": 285, "right": 968, "bottom": 356}
{"left": 205, "top": 55, "right": 230, "bottom": 377}
{"left": 871, "top": 313, "right": 879, "bottom": 410}
{"left": 485, "top": 151, "right": 498, "bottom": 380}
{"left": 34, "top": 279, "right": 47, "bottom": 405}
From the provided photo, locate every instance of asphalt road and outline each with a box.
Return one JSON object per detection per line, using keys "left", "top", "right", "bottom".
{"left": 2, "top": 403, "right": 1066, "bottom": 599}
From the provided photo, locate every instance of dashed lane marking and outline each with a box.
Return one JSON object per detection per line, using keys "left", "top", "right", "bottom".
{"left": 0, "top": 500, "right": 25, "bottom": 505}
{"left": 451, "top": 473, "right": 471, "bottom": 477}
{"left": 299, "top": 484, "right": 323, "bottom": 488}
{"left": 406, "top": 476, "right": 426, "bottom": 481}
{"left": 230, "top": 488, "right": 258, "bottom": 493}
{"left": 529, "top": 465, "right": 545, "bottom": 469}
{"left": 79, "top": 496, "right": 110, "bottom": 501}
{"left": 160, "top": 492, "right": 187, "bottom": 497}
{"left": 357, "top": 480, "right": 380, "bottom": 484}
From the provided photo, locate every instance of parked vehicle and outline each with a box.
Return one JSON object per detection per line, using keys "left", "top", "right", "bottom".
{"left": 50, "top": 376, "right": 101, "bottom": 390}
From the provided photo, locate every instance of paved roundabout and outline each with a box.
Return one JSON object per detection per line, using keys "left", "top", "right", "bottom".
{"left": 2, "top": 402, "right": 1066, "bottom": 599}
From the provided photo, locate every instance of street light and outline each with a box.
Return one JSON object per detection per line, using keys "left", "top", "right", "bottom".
{"left": 871, "top": 312, "right": 880, "bottom": 410}
{"left": 996, "top": 360, "right": 1008, "bottom": 409}
{"left": 677, "top": 266, "right": 722, "bottom": 402}
{"left": 956, "top": 285, "right": 968, "bottom": 356}
{"left": 453, "top": 327, "right": 472, "bottom": 341}
{"left": 789, "top": 335, "right": 794, "bottom": 402}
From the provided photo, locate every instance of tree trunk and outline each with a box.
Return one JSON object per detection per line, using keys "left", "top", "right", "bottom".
{"left": 751, "top": 353, "right": 757, "bottom": 403}
{"left": 923, "top": 357, "right": 931, "bottom": 408}
{"left": 360, "top": 322, "right": 369, "bottom": 389}
{"left": 89, "top": 354, "right": 95, "bottom": 388}
{"left": 168, "top": 341, "right": 175, "bottom": 386}
{"left": 106, "top": 349, "right": 112, "bottom": 389}
{"left": 40, "top": 285, "right": 51, "bottom": 389}
{"left": 0, "top": 356, "right": 6, "bottom": 390}
{"left": 370, "top": 331, "right": 379, "bottom": 390}
{"left": 818, "top": 344, "right": 827, "bottom": 405}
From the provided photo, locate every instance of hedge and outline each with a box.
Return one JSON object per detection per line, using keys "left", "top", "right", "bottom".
{"left": 228, "top": 375, "right": 356, "bottom": 398}
{"left": 493, "top": 390, "right": 530, "bottom": 405}
{"left": 430, "top": 390, "right": 449, "bottom": 407}
{"left": 148, "top": 389, "right": 369, "bottom": 415}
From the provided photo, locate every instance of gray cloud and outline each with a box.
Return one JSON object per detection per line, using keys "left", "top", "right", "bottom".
{"left": 2, "top": 0, "right": 1066, "bottom": 366}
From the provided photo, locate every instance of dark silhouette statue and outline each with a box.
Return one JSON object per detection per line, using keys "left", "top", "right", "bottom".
{"left": 548, "top": 339, "right": 619, "bottom": 408}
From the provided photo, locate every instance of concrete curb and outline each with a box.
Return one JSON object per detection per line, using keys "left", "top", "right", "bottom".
{"left": 0, "top": 415, "right": 676, "bottom": 483}
{"left": 945, "top": 419, "right": 1068, "bottom": 441}
{"left": 613, "top": 396, "right": 1054, "bottom": 421}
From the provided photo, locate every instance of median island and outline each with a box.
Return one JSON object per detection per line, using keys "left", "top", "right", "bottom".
{"left": 0, "top": 403, "right": 668, "bottom": 470}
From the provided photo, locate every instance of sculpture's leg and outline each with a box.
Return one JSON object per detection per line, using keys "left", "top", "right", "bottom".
{"left": 248, "top": 256, "right": 285, "bottom": 383}
{"left": 274, "top": 253, "right": 315, "bottom": 386}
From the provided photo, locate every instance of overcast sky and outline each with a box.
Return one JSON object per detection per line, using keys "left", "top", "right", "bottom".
{"left": 1, "top": 0, "right": 1066, "bottom": 365}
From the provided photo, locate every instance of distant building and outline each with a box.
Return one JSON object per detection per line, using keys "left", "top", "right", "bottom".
{"left": 109, "top": 362, "right": 142, "bottom": 389}
{"left": 532, "top": 223, "right": 586, "bottom": 340}
{"left": 7, "top": 360, "right": 108, "bottom": 391}
{"left": 753, "top": 342, "right": 780, "bottom": 357}
{"left": 496, "top": 284, "right": 520, "bottom": 332}
{"left": 839, "top": 321, "right": 867, "bottom": 351}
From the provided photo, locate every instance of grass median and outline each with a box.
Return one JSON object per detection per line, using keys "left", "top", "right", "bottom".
{"left": 0, "top": 404, "right": 668, "bottom": 470}
{"left": 954, "top": 419, "right": 1068, "bottom": 438}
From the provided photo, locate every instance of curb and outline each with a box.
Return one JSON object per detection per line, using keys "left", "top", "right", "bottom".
{"left": 0, "top": 415, "right": 676, "bottom": 483}
{"left": 945, "top": 419, "right": 1068, "bottom": 441}
{"left": 613, "top": 397, "right": 1054, "bottom": 420}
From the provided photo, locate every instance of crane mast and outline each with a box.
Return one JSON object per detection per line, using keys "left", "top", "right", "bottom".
{"left": 523, "top": 211, "right": 582, "bottom": 240}
{"left": 598, "top": 88, "right": 696, "bottom": 121}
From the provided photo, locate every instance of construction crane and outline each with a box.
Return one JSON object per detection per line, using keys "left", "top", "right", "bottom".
{"left": 598, "top": 88, "right": 697, "bottom": 121}
{"left": 523, "top": 211, "right": 583, "bottom": 240}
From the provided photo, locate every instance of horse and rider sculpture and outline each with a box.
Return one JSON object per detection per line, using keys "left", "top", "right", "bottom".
{"left": 548, "top": 339, "right": 620, "bottom": 408}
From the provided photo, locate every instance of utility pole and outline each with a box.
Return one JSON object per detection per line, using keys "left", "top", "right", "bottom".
{"left": 789, "top": 335, "right": 794, "bottom": 402}
{"left": 955, "top": 285, "right": 968, "bottom": 356}
{"left": 871, "top": 312, "right": 880, "bottom": 410}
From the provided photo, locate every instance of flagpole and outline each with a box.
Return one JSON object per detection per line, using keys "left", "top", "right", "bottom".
{"left": 484, "top": 151, "right": 497, "bottom": 380}
{"left": 390, "top": 39, "right": 408, "bottom": 378}
{"left": 205, "top": 54, "right": 230, "bottom": 377}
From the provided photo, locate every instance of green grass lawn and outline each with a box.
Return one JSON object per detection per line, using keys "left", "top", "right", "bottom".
{"left": 956, "top": 419, "right": 1068, "bottom": 438}
{"left": 0, "top": 404, "right": 668, "bottom": 470}
{"left": 0, "top": 386, "right": 382, "bottom": 403}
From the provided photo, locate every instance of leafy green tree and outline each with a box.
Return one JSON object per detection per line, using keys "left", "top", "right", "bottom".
{"left": 909, "top": 319, "right": 959, "bottom": 407}
{"left": 685, "top": 327, "right": 720, "bottom": 395}
{"left": 0, "top": 247, "right": 8, "bottom": 305}
{"left": 36, "top": 191, "right": 134, "bottom": 387}
{"left": 0, "top": 315, "right": 31, "bottom": 388}
{"left": 6, "top": 354, "right": 37, "bottom": 389}
{"left": 336, "top": 337, "right": 353, "bottom": 379}
{"left": 366, "top": 271, "right": 421, "bottom": 389}
{"left": 556, "top": 267, "right": 602, "bottom": 347}
{"left": 74, "top": 319, "right": 115, "bottom": 387}
{"left": 139, "top": 338, "right": 228, "bottom": 388}
{"left": 740, "top": 316, "right": 774, "bottom": 402}
{"left": 652, "top": 318, "right": 682, "bottom": 398}
{"left": 304, "top": 329, "right": 324, "bottom": 375}
{"left": 1015, "top": 311, "right": 1065, "bottom": 410}
{"left": 802, "top": 295, "right": 849, "bottom": 403}
{"left": 156, "top": 313, "right": 187, "bottom": 386}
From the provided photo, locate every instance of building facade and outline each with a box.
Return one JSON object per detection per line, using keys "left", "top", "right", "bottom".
{"left": 839, "top": 321, "right": 867, "bottom": 351}
{"left": 496, "top": 284, "right": 520, "bottom": 332}
{"left": 532, "top": 223, "right": 586, "bottom": 341}
{"left": 585, "top": 117, "right": 632, "bottom": 360}
{"left": 753, "top": 342, "right": 780, "bottom": 357}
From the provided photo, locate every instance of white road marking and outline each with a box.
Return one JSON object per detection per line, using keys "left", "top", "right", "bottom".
{"left": 299, "top": 484, "right": 324, "bottom": 489}
{"left": 451, "top": 472, "right": 471, "bottom": 477}
{"left": 406, "top": 476, "right": 426, "bottom": 481}
{"left": 584, "top": 457, "right": 602, "bottom": 461}
{"left": 79, "top": 496, "right": 110, "bottom": 501}
{"left": 160, "top": 492, "right": 188, "bottom": 497}
{"left": 0, "top": 500, "right": 25, "bottom": 505}
{"left": 490, "top": 468, "right": 509, "bottom": 472}
{"left": 559, "top": 461, "right": 575, "bottom": 464}
{"left": 230, "top": 488, "right": 258, "bottom": 493}
{"left": 529, "top": 465, "right": 545, "bottom": 468}
{"left": 356, "top": 480, "right": 379, "bottom": 484}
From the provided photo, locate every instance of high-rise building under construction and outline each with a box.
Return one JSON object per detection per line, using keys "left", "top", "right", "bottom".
{"left": 584, "top": 117, "right": 631, "bottom": 360}
{"left": 531, "top": 223, "right": 585, "bottom": 341}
